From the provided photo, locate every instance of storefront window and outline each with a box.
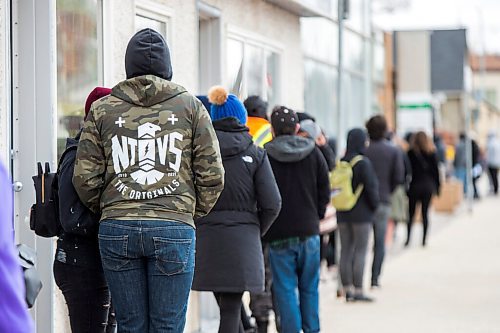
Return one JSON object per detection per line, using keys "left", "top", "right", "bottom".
{"left": 345, "top": 0, "right": 366, "bottom": 33}
{"left": 266, "top": 51, "right": 280, "bottom": 110}
{"left": 301, "top": 18, "right": 338, "bottom": 65}
{"left": 344, "top": 74, "right": 365, "bottom": 130}
{"left": 226, "top": 37, "right": 281, "bottom": 108}
{"left": 226, "top": 39, "right": 244, "bottom": 96}
{"left": 135, "top": 14, "right": 167, "bottom": 37}
{"left": 56, "top": 0, "right": 102, "bottom": 156}
{"left": 304, "top": 59, "right": 337, "bottom": 136}
{"left": 344, "top": 31, "right": 364, "bottom": 73}
{"left": 246, "top": 45, "right": 264, "bottom": 97}
{"left": 373, "top": 43, "right": 385, "bottom": 83}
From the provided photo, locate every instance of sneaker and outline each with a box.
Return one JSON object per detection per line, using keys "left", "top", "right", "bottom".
{"left": 353, "top": 294, "right": 375, "bottom": 302}
{"left": 345, "top": 291, "right": 355, "bottom": 302}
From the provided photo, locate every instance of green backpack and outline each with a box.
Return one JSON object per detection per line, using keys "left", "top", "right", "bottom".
{"left": 330, "top": 156, "right": 364, "bottom": 211}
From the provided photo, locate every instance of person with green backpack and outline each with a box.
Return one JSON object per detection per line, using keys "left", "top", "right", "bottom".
{"left": 333, "top": 128, "right": 379, "bottom": 302}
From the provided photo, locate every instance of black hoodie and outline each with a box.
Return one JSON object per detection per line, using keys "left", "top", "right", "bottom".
{"left": 337, "top": 129, "right": 380, "bottom": 223}
{"left": 125, "top": 28, "right": 173, "bottom": 81}
{"left": 264, "top": 135, "right": 330, "bottom": 241}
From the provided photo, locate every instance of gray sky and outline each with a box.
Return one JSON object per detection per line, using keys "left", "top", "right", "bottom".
{"left": 372, "top": 0, "right": 500, "bottom": 54}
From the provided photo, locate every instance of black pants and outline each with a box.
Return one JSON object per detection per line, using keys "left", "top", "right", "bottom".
{"left": 214, "top": 292, "right": 245, "bottom": 333}
{"left": 407, "top": 188, "right": 433, "bottom": 245}
{"left": 54, "top": 260, "right": 116, "bottom": 333}
{"left": 320, "top": 230, "right": 337, "bottom": 267}
{"left": 489, "top": 167, "right": 499, "bottom": 194}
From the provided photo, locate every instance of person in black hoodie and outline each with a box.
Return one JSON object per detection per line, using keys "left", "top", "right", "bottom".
{"left": 406, "top": 131, "right": 440, "bottom": 247}
{"left": 192, "top": 87, "right": 281, "bottom": 333}
{"left": 264, "top": 106, "right": 330, "bottom": 333}
{"left": 53, "top": 87, "right": 116, "bottom": 333}
{"left": 337, "top": 128, "right": 379, "bottom": 302}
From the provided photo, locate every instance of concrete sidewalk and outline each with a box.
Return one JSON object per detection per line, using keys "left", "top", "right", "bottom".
{"left": 318, "top": 196, "right": 500, "bottom": 333}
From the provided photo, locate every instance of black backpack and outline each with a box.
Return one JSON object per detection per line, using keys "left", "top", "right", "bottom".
{"left": 30, "top": 139, "right": 99, "bottom": 238}
{"left": 30, "top": 162, "right": 60, "bottom": 237}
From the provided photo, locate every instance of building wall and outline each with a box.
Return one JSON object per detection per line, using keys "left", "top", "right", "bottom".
{"left": 396, "top": 31, "right": 431, "bottom": 94}
{"left": 382, "top": 32, "right": 395, "bottom": 130}
{"left": 472, "top": 71, "right": 500, "bottom": 110}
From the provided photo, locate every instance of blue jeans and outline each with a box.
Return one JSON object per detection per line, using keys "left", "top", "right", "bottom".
{"left": 98, "top": 220, "right": 195, "bottom": 333}
{"left": 269, "top": 235, "right": 320, "bottom": 333}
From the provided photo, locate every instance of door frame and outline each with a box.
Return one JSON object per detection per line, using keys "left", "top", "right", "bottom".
{"left": 11, "top": 0, "right": 57, "bottom": 332}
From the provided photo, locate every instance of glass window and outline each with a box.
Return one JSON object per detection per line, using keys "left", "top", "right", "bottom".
{"left": 373, "top": 43, "right": 385, "bottom": 83}
{"left": 135, "top": 14, "right": 167, "bottom": 37}
{"left": 304, "top": 59, "right": 337, "bottom": 137}
{"left": 226, "top": 39, "right": 244, "bottom": 96}
{"left": 344, "top": 31, "right": 364, "bottom": 73}
{"left": 246, "top": 45, "right": 264, "bottom": 97}
{"left": 225, "top": 37, "right": 281, "bottom": 108}
{"left": 484, "top": 89, "right": 497, "bottom": 106}
{"left": 345, "top": 0, "right": 366, "bottom": 33}
{"left": 56, "top": 0, "right": 101, "bottom": 156}
{"left": 266, "top": 51, "right": 280, "bottom": 110}
{"left": 344, "top": 74, "right": 365, "bottom": 130}
{"left": 301, "top": 18, "right": 338, "bottom": 65}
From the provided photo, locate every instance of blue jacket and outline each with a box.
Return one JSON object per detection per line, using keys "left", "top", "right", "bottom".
{"left": 0, "top": 162, "right": 34, "bottom": 333}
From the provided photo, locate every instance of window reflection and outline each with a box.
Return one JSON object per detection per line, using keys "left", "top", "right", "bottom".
{"left": 246, "top": 45, "right": 264, "bottom": 97}
{"left": 226, "top": 38, "right": 280, "bottom": 109}
{"left": 226, "top": 39, "right": 244, "bottom": 96}
{"left": 135, "top": 14, "right": 167, "bottom": 38}
{"left": 304, "top": 59, "right": 337, "bottom": 136}
{"left": 56, "top": 0, "right": 101, "bottom": 156}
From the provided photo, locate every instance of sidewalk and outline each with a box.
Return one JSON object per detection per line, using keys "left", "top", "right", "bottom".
{"left": 317, "top": 196, "right": 500, "bottom": 333}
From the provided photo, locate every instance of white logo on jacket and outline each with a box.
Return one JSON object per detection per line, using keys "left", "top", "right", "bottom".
{"left": 242, "top": 156, "right": 253, "bottom": 163}
{"left": 111, "top": 122, "right": 183, "bottom": 186}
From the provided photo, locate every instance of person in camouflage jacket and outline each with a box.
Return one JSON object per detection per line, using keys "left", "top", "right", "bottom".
{"left": 73, "top": 28, "right": 224, "bottom": 333}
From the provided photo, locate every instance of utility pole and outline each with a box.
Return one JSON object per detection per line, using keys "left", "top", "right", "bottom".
{"left": 337, "top": 0, "right": 347, "bottom": 151}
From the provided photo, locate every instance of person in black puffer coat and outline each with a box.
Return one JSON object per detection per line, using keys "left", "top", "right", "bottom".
{"left": 192, "top": 87, "right": 282, "bottom": 333}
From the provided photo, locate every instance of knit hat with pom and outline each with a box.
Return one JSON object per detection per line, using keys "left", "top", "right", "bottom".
{"left": 208, "top": 86, "right": 247, "bottom": 125}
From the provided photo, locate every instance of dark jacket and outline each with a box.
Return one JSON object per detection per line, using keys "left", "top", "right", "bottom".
{"left": 263, "top": 135, "right": 330, "bottom": 242}
{"left": 365, "top": 139, "right": 405, "bottom": 204}
{"left": 408, "top": 149, "right": 440, "bottom": 195}
{"left": 319, "top": 144, "right": 336, "bottom": 171}
{"left": 192, "top": 117, "right": 281, "bottom": 293}
{"left": 337, "top": 129, "right": 380, "bottom": 223}
{"left": 56, "top": 135, "right": 101, "bottom": 268}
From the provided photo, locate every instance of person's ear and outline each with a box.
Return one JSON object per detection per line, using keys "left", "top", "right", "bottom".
{"left": 295, "top": 123, "right": 300, "bottom": 135}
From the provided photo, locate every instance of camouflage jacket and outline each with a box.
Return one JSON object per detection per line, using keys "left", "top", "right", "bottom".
{"left": 73, "top": 75, "right": 225, "bottom": 227}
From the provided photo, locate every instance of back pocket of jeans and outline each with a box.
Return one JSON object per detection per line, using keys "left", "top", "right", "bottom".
{"left": 153, "top": 237, "right": 193, "bottom": 276}
{"left": 98, "top": 234, "right": 129, "bottom": 271}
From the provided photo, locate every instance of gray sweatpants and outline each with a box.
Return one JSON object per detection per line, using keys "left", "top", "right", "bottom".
{"left": 338, "top": 222, "right": 371, "bottom": 289}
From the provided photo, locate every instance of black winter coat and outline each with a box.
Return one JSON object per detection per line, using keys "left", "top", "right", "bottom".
{"left": 192, "top": 117, "right": 281, "bottom": 293}
{"left": 337, "top": 129, "right": 380, "bottom": 223}
{"left": 55, "top": 135, "right": 101, "bottom": 268}
{"left": 263, "top": 135, "right": 330, "bottom": 242}
{"left": 407, "top": 149, "right": 440, "bottom": 195}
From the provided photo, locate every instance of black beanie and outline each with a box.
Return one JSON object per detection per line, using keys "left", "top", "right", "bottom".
{"left": 297, "top": 112, "right": 316, "bottom": 123}
{"left": 270, "top": 106, "right": 298, "bottom": 136}
{"left": 244, "top": 96, "right": 268, "bottom": 120}
{"left": 125, "top": 28, "right": 173, "bottom": 81}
